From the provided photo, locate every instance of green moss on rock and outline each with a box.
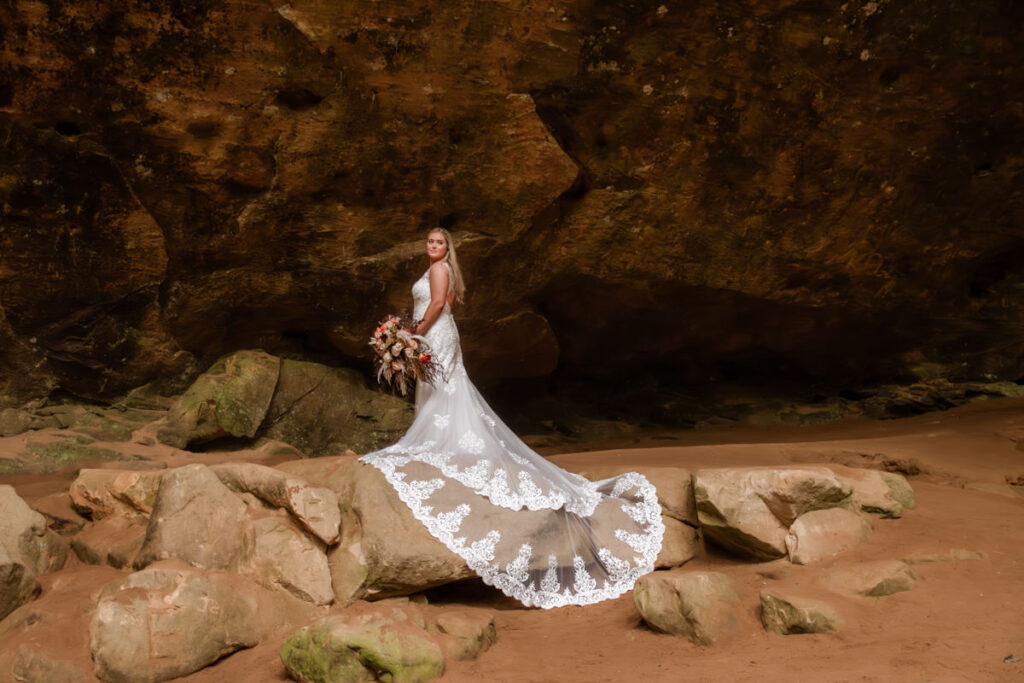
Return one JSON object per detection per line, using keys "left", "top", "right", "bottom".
{"left": 157, "top": 350, "right": 281, "bottom": 449}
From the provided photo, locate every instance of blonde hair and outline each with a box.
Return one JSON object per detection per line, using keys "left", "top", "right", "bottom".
{"left": 430, "top": 227, "right": 466, "bottom": 304}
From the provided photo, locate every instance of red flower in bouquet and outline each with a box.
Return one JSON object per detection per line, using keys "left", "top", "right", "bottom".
{"left": 418, "top": 352, "right": 431, "bottom": 365}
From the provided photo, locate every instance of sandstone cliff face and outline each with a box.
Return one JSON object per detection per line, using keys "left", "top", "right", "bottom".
{"left": 0, "top": 0, "right": 1020, "bottom": 406}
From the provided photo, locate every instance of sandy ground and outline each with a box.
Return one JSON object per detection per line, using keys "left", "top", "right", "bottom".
{"left": 2, "top": 397, "right": 1023, "bottom": 682}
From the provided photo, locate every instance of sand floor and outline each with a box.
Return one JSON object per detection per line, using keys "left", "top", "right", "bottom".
{"left": 2, "top": 397, "right": 1023, "bottom": 682}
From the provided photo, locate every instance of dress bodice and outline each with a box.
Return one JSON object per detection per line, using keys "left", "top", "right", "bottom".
{"left": 412, "top": 269, "right": 443, "bottom": 320}
{"left": 412, "top": 264, "right": 460, "bottom": 378}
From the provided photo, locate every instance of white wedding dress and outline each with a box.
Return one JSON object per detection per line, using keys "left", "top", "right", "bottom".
{"left": 360, "top": 264, "right": 664, "bottom": 608}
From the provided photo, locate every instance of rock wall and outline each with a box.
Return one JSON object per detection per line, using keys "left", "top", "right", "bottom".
{"left": 0, "top": 0, "right": 1020, "bottom": 405}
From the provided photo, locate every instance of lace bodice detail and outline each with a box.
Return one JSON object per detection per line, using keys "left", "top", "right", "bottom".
{"left": 360, "top": 264, "right": 664, "bottom": 609}
{"left": 412, "top": 266, "right": 450, "bottom": 320}
{"left": 412, "top": 265, "right": 461, "bottom": 378}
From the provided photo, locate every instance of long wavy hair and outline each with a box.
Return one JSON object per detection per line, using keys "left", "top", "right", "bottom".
{"left": 430, "top": 227, "right": 466, "bottom": 304}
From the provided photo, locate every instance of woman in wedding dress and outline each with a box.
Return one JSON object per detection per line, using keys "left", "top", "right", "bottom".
{"left": 360, "top": 228, "right": 664, "bottom": 608}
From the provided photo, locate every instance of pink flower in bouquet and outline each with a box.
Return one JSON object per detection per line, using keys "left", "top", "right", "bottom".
{"left": 391, "top": 361, "right": 403, "bottom": 371}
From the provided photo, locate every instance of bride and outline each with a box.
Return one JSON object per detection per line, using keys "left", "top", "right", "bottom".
{"left": 360, "top": 228, "right": 664, "bottom": 608}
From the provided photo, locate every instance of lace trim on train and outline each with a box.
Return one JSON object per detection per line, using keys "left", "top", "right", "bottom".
{"left": 363, "top": 458, "right": 667, "bottom": 609}
{"left": 362, "top": 443, "right": 604, "bottom": 516}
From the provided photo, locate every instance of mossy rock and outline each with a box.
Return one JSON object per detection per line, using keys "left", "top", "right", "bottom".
{"left": 259, "top": 359, "right": 412, "bottom": 457}
{"left": 279, "top": 625, "right": 375, "bottom": 683}
{"left": 66, "top": 411, "right": 138, "bottom": 442}
{"left": 281, "top": 611, "right": 445, "bottom": 683}
{"left": 879, "top": 472, "right": 916, "bottom": 510}
{"left": 19, "top": 439, "right": 123, "bottom": 473}
{"left": 157, "top": 350, "right": 281, "bottom": 449}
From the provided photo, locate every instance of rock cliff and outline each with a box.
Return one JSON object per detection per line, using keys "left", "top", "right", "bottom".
{"left": 0, "top": 0, "right": 1020, "bottom": 408}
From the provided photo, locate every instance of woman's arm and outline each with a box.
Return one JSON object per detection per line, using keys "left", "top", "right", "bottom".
{"left": 415, "top": 263, "right": 450, "bottom": 335}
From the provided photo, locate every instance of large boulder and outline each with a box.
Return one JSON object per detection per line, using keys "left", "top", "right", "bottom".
{"left": 156, "top": 350, "right": 281, "bottom": 449}
{"left": 0, "top": 543, "right": 41, "bottom": 622}
{"left": 632, "top": 570, "right": 741, "bottom": 645}
{"left": 257, "top": 359, "right": 412, "bottom": 457}
{"left": 693, "top": 467, "right": 852, "bottom": 560}
{"left": 135, "top": 464, "right": 253, "bottom": 571}
{"left": 280, "top": 600, "right": 494, "bottom": 683}
{"left": 90, "top": 561, "right": 319, "bottom": 683}
{"left": 759, "top": 590, "right": 843, "bottom": 635}
{"left": 277, "top": 458, "right": 475, "bottom": 604}
{"left": 210, "top": 462, "right": 341, "bottom": 544}
{"left": 785, "top": 508, "right": 874, "bottom": 565}
{"left": 0, "top": 485, "right": 66, "bottom": 574}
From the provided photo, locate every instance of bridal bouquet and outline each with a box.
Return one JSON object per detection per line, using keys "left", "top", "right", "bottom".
{"left": 369, "top": 315, "right": 439, "bottom": 396}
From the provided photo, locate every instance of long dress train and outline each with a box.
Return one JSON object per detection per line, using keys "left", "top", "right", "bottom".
{"left": 360, "top": 265, "right": 664, "bottom": 608}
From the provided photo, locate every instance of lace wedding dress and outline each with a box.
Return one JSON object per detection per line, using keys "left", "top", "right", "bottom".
{"left": 360, "top": 264, "right": 664, "bottom": 608}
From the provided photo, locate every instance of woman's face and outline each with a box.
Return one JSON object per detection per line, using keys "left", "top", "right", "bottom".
{"left": 426, "top": 231, "right": 448, "bottom": 260}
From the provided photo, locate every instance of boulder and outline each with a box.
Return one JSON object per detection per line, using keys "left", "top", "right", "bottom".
{"left": 694, "top": 467, "right": 852, "bottom": 561}
{"left": 785, "top": 508, "right": 874, "bottom": 565}
{"left": 759, "top": 590, "right": 842, "bottom": 634}
{"left": 655, "top": 518, "right": 701, "bottom": 569}
{"left": 279, "top": 458, "right": 475, "bottom": 604}
{"left": 632, "top": 570, "right": 741, "bottom": 645}
{"left": 211, "top": 462, "right": 341, "bottom": 544}
{"left": 833, "top": 466, "right": 913, "bottom": 518}
{"left": 0, "top": 543, "right": 41, "bottom": 622}
{"left": 90, "top": 561, "right": 319, "bottom": 683}
{"left": 280, "top": 603, "right": 447, "bottom": 683}
{"left": 0, "top": 485, "right": 67, "bottom": 574}
{"left": 70, "top": 516, "right": 147, "bottom": 569}
{"left": 249, "top": 515, "right": 334, "bottom": 606}
{"left": 156, "top": 350, "right": 280, "bottom": 449}
{"left": 821, "top": 560, "right": 916, "bottom": 597}
{"left": 69, "top": 469, "right": 163, "bottom": 522}
{"left": 135, "top": 464, "right": 253, "bottom": 571}
{"left": 258, "top": 358, "right": 412, "bottom": 457}
{"left": 427, "top": 608, "right": 497, "bottom": 661}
